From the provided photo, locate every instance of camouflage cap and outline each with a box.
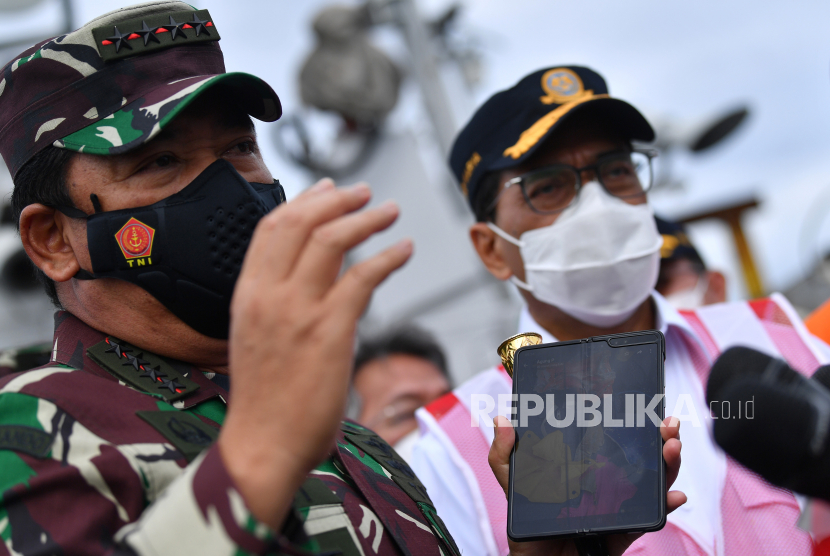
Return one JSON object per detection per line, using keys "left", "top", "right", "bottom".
{"left": 0, "top": 1, "right": 282, "bottom": 179}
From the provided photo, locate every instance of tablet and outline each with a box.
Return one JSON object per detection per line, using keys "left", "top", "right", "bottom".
{"left": 507, "top": 331, "right": 666, "bottom": 541}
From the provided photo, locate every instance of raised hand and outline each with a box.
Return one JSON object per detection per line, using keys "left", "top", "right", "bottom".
{"left": 220, "top": 179, "right": 412, "bottom": 528}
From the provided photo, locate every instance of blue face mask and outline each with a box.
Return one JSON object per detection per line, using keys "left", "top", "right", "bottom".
{"left": 54, "top": 159, "right": 285, "bottom": 339}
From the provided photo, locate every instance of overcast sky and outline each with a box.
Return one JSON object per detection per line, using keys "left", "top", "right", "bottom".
{"left": 3, "top": 0, "right": 830, "bottom": 299}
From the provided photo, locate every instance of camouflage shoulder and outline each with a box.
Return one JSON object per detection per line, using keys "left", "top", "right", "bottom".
{"left": 0, "top": 342, "right": 54, "bottom": 379}
{"left": 337, "top": 421, "right": 462, "bottom": 556}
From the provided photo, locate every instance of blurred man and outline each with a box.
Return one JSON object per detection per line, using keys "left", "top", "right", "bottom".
{"left": 351, "top": 327, "right": 451, "bottom": 457}
{"left": 0, "top": 3, "right": 461, "bottom": 555}
{"left": 655, "top": 216, "right": 726, "bottom": 309}
{"left": 410, "top": 66, "right": 822, "bottom": 556}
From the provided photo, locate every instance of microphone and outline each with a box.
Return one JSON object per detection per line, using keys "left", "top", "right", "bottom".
{"left": 706, "top": 347, "right": 830, "bottom": 501}
{"left": 705, "top": 347, "right": 819, "bottom": 404}
{"left": 813, "top": 364, "right": 830, "bottom": 389}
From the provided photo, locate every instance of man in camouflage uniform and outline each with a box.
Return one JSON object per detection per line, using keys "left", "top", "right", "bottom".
{"left": 0, "top": 2, "right": 460, "bottom": 555}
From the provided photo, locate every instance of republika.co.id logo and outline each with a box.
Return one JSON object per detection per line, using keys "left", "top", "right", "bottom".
{"left": 115, "top": 217, "right": 155, "bottom": 268}
{"left": 709, "top": 397, "right": 754, "bottom": 420}
{"left": 469, "top": 393, "right": 711, "bottom": 428}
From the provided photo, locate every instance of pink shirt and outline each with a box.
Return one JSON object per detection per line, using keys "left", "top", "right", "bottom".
{"left": 413, "top": 293, "right": 821, "bottom": 556}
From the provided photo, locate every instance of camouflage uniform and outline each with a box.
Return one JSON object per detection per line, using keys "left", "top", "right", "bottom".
{"left": 0, "top": 312, "right": 460, "bottom": 556}
{"left": 0, "top": 2, "right": 460, "bottom": 555}
{"left": 0, "top": 343, "right": 51, "bottom": 378}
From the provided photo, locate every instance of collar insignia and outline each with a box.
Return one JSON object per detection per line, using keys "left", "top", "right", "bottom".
{"left": 88, "top": 337, "right": 199, "bottom": 402}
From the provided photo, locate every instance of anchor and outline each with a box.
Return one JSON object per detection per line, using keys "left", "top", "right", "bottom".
{"left": 128, "top": 227, "right": 143, "bottom": 251}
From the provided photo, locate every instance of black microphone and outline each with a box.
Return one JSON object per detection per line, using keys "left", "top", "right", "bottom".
{"left": 705, "top": 347, "right": 802, "bottom": 404}
{"left": 813, "top": 363, "right": 830, "bottom": 389}
{"left": 706, "top": 346, "right": 830, "bottom": 501}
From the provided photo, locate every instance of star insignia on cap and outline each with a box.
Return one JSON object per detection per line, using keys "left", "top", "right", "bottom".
{"left": 158, "top": 378, "right": 185, "bottom": 393}
{"left": 135, "top": 20, "right": 161, "bottom": 46}
{"left": 140, "top": 366, "right": 167, "bottom": 383}
{"left": 122, "top": 352, "right": 151, "bottom": 371}
{"left": 162, "top": 16, "right": 188, "bottom": 40}
{"left": 187, "top": 13, "right": 212, "bottom": 36}
{"left": 104, "top": 338, "right": 132, "bottom": 359}
{"left": 105, "top": 26, "right": 133, "bottom": 53}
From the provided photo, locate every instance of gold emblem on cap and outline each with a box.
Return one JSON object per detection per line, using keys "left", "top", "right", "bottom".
{"left": 660, "top": 231, "right": 692, "bottom": 258}
{"left": 497, "top": 332, "right": 543, "bottom": 378}
{"left": 660, "top": 234, "right": 678, "bottom": 258}
{"left": 540, "top": 68, "right": 593, "bottom": 105}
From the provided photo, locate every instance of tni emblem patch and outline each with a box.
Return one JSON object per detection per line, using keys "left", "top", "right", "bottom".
{"left": 116, "top": 217, "right": 155, "bottom": 261}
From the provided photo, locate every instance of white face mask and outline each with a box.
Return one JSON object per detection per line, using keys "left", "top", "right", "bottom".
{"left": 665, "top": 273, "right": 709, "bottom": 310}
{"left": 488, "top": 182, "right": 662, "bottom": 328}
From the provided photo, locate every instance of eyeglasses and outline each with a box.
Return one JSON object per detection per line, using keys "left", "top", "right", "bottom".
{"left": 488, "top": 149, "right": 657, "bottom": 216}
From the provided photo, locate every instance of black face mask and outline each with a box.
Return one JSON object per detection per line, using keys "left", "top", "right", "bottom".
{"left": 55, "top": 159, "right": 285, "bottom": 339}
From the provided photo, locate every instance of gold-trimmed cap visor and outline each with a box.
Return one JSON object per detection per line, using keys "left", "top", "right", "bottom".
{"left": 449, "top": 66, "right": 654, "bottom": 205}
{"left": 498, "top": 96, "right": 654, "bottom": 165}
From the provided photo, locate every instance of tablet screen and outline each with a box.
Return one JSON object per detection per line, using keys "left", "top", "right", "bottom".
{"left": 509, "top": 335, "right": 664, "bottom": 538}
